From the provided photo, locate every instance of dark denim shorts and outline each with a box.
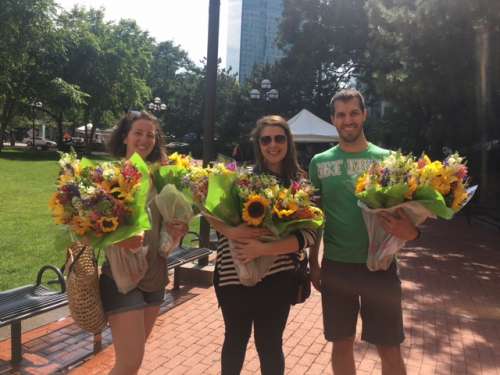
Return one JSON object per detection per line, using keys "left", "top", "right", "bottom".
{"left": 99, "top": 273, "right": 165, "bottom": 315}
{"left": 321, "top": 259, "right": 404, "bottom": 346}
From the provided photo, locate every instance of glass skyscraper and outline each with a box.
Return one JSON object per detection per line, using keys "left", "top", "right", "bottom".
{"left": 226, "top": 0, "right": 284, "bottom": 83}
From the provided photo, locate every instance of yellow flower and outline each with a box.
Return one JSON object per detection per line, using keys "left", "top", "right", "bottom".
{"left": 110, "top": 175, "right": 137, "bottom": 202}
{"left": 405, "top": 176, "right": 417, "bottom": 199}
{"left": 451, "top": 183, "right": 468, "bottom": 211}
{"left": 58, "top": 173, "right": 74, "bottom": 187}
{"left": 242, "top": 194, "right": 270, "bottom": 226}
{"left": 97, "top": 216, "right": 119, "bottom": 233}
{"left": 70, "top": 216, "right": 92, "bottom": 236}
{"left": 168, "top": 152, "right": 191, "bottom": 168}
{"left": 355, "top": 174, "right": 368, "bottom": 194}
{"left": 48, "top": 193, "right": 60, "bottom": 210}
{"left": 49, "top": 193, "right": 71, "bottom": 224}
{"left": 273, "top": 201, "right": 298, "bottom": 219}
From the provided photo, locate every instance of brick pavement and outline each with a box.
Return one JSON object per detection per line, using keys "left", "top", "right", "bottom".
{"left": 1, "top": 216, "right": 499, "bottom": 374}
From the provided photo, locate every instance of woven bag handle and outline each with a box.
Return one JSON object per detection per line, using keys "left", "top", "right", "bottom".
{"left": 62, "top": 243, "right": 101, "bottom": 276}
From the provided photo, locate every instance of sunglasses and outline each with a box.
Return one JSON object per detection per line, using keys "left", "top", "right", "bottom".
{"left": 259, "top": 134, "right": 287, "bottom": 146}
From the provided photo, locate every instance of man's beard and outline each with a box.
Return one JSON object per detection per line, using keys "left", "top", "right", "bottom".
{"left": 339, "top": 128, "right": 362, "bottom": 143}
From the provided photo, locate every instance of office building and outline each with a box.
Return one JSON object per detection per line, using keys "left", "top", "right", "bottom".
{"left": 226, "top": 0, "right": 284, "bottom": 83}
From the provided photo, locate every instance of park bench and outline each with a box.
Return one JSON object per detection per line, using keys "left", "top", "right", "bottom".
{"left": 0, "top": 243, "right": 212, "bottom": 365}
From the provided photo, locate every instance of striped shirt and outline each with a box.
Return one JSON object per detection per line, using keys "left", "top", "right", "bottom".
{"left": 215, "top": 229, "right": 317, "bottom": 287}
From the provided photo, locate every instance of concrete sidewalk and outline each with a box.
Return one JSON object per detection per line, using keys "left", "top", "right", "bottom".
{"left": 1, "top": 216, "right": 500, "bottom": 374}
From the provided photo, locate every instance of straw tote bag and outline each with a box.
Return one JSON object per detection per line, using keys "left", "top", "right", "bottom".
{"left": 64, "top": 242, "right": 107, "bottom": 333}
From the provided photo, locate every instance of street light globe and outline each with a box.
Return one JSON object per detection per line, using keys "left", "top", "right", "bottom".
{"left": 261, "top": 79, "right": 272, "bottom": 90}
{"left": 160, "top": 103, "right": 167, "bottom": 111}
{"left": 35, "top": 101, "right": 43, "bottom": 108}
{"left": 268, "top": 89, "right": 279, "bottom": 100}
{"left": 154, "top": 97, "right": 161, "bottom": 104}
{"left": 148, "top": 103, "right": 155, "bottom": 110}
{"left": 250, "top": 89, "right": 261, "bottom": 100}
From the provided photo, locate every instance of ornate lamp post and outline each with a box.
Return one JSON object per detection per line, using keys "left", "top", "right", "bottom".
{"left": 249, "top": 79, "right": 279, "bottom": 102}
{"left": 147, "top": 97, "right": 167, "bottom": 115}
{"left": 30, "top": 101, "right": 43, "bottom": 150}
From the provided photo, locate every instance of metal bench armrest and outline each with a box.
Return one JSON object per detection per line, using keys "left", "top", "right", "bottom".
{"left": 36, "top": 265, "right": 66, "bottom": 293}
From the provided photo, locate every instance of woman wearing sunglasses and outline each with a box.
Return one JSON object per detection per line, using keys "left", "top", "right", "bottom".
{"left": 101, "top": 111, "right": 188, "bottom": 374}
{"left": 207, "top": 115, "right": 318, "bottom": 375}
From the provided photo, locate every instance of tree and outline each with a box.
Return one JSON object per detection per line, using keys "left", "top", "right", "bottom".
{"left": 53, "top": 7, "right": 155, "bottom": 146}
{"left": 0, "top": 0, "right": 60, "bottom": 150}
{"left": 273, "top": 0, "right": 369, "bottom": 119}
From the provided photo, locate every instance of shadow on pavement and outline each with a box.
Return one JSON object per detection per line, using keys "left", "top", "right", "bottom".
{"left": 399, "top": 215, "right": 500, "bottom": 372}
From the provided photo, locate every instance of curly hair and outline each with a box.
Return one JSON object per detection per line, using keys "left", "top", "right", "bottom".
{"left": 107, "top": 111, "right": 167, "bottom": 163}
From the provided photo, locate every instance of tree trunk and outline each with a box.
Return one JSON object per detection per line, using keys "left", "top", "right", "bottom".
{"left": 57, "top": 112, "right": 64, "bottom": 145}
{"left": 0, "top": 98, "right": 17, "bottom": 152}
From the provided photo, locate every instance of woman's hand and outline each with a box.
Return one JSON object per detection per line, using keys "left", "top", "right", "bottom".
{"left": 231, "top": 238, "right": 268, "bottom": 263}
{"left": 165, "top": 220, "right": 189, "bottom": 245}
{"left": 227, "top": 224, "right": 271, "bottom": 242}
{"left": 377, "top": 208, "right": 419, "bottom": 241}
{"left": 116, "top": 234, "right": 144, "bottom": 251}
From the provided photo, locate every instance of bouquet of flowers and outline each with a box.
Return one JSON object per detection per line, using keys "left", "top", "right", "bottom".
{"left": 151, "top": 153, "right": 211, "bottom": 257}
{"left": 204, "top": 168, "right": 324, "bottom": 286}
{"left": 355, "top": 151, "right": 477, "bottom": 271}
{"left": 49, "top": 152, "right": 151, "bottom": 249}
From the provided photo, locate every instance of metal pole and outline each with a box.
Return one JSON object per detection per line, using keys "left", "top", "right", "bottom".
{"left": 199, "top": 0, "right": 220, "bottom": 253}
{"left": 32, "top": 108, "right": 36, "bottom": 150}
{"left": 475, "top": 21, "right": 490, "bottom": 205}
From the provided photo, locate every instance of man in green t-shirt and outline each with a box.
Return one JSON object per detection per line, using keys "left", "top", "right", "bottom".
{"left": 309, "top": 89, "right": 418, "bottom": 375}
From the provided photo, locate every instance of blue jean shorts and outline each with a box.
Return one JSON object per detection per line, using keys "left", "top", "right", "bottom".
{"left": 99, "top": 273, "right": 165, "bottom": 315}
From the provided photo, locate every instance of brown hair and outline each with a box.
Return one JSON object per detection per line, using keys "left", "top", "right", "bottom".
{"left": 250, "top": 115, "right": 304, "bottom": 180}
{"left": 107, "top": 111, "right": 167, "bottom": 163}
{"left": 330, "top": 88, "right": 366, "bottom": 115}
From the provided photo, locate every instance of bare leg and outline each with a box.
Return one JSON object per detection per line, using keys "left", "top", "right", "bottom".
{"left": 331, "top": 336, "right": 356, "bottom": 375}
{"left": 377, "top": 345, "right": 406, "bottom": 375}
{"left": 108, "top": 309, "right": 146, "bottom": 375}
{"left": 143, "top": 305, "right": 161, "bottom": 340}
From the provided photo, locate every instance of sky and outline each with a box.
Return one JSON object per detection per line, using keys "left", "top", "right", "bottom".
{"left": 56, "top": 0, "right": 228, "bottom": 65}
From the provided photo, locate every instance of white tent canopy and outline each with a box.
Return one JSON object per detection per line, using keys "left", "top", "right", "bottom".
{"left": 288, "top": 109, "right": 339, "bottom": 143}
{"left": 76, "top": 123, "right": 93, "bottom": 132}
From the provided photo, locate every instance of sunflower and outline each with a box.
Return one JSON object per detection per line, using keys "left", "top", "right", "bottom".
{"left": 48, "top": 192, "right": 60, "bottom": 210}
{"left": 70, "top": 216, "right": 92, "bottom": 236}
{"left": 49, "top": 193, "right": 71, "bottom": 224}
{"left": 58, "top": 173, "right": 75, "bottom": 188}
{"left": 97, "top": 216, "right": 119, "bottom": 233}
{"left": 273, "top": 201, "right": 298, "bottom": 219}
{"left": 110, "top": 175, "right": 137, "bottom": 202}
{"left": 242, "top": 194, "right": 270, "bottom": 226}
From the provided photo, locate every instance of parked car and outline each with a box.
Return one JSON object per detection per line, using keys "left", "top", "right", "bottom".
{"left": 23, "top": 137, "right": 57, "bottom": 149}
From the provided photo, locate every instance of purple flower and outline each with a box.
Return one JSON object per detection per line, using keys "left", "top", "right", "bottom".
{"left": 226, "top": 162, "right": 237, "bottom": 171}
{"left": 381, "top": 169, "right": 390, "bottom": 187}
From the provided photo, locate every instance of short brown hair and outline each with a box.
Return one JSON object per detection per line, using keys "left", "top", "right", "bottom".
{"left": 107, "top": 111, "right": 167, "bottom": 163}
{"left": 250, "top": 115, "right": 304, "bottom": 180}
{"left": 330, "top": 88, "right": 366, "bottom": 115}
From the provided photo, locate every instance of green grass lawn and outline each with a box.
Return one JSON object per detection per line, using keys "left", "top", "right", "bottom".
{"left": 0, "top": 148, "right": 201, "bottom": 290}
{"left": 0, "top": 149, "right": 65, "bottom": 290}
